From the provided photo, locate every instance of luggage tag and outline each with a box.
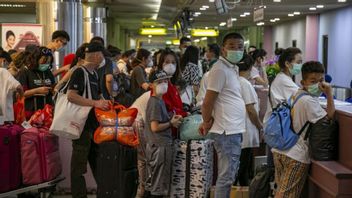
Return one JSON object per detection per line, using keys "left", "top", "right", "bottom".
{"left": 22, "top": 121, "right": 32, "bottom": 129}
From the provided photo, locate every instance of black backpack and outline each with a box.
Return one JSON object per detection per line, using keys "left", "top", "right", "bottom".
{"left": 113, "top": 73, "right": 134, "bottom": 107}
{"left": 249, "top": 165, "right": 274, "bottom": 198}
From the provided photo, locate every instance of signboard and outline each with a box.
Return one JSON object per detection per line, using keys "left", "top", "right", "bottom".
{"left": 1, "top": 23, "right": 43, "bottom": 52}
{"left": 227, "top": 18, "right": 233, "bottom": 28}
{"left": 253, "top": 8, "right": 264, "bottom": 22}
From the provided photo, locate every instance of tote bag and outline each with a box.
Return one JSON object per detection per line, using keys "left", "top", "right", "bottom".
{"left": 50, "top": 67, "right": 93, "bottom": 140}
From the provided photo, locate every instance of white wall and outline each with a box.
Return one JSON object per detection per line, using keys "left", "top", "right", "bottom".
{"left": 318, "top": 6, "right": 352, "bottom": 88}
{"left": 272, "top": 18, "right": 306, "bottom": 58}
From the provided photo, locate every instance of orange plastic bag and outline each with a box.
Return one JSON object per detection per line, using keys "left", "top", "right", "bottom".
{"left": 94, "top": 126, "right": 139, "bottom": 147}
{"left": 29, "top": 104, "right": 53, "bottom": 128}
{"left": 95, "top": 104, "right": 138, "bottom": 127}
{"left": 13, "top": 98, "right": 26, "bottom": 124}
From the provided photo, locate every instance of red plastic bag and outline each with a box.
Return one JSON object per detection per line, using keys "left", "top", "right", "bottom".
{"left": 13, "top": 98, "right": 26, "bottom": 124}
{"left": 93, "top": 126, "right": 139, "bottom": 147}
{"left": 29, "top": 104, "right": 53, "bottom": 128}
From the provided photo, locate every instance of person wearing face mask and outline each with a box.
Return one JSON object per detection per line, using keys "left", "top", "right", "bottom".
{"left": 178, "top": 37, "right": 192, "bottom": 57}
{"left": 130, "top": 48, "right": 152, "bottom": 100}
{"left": 199, "top": 32, "right": 246, "bottom": 198}
{"left": 272, "top": 61, "right": 334, "bottom": 197}
{"left": 144, "top": 69, "right": 183, "bottom": 197}
{"left": 236, "top": 54, "right": 263, "bottom": 186}
{"left": 263, "top": 47, "right": 303, "bottom": 170}
{"left": 118, "top": 49, "right": 136, "bottom": 76}
{"left": 249, "top": 49, "right": 269, "bottom": 87}
{"left": 16, "top": 46, "right": 56, "bottom": 120}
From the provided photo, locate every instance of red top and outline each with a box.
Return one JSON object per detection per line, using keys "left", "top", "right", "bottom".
{"left": 162, "top": 81, "right": 188, "bottom": 117}
{"left": 61, "top": 53, "right": 75, "bottom": 78}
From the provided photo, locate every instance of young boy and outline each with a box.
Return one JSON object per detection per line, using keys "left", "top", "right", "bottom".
{"left": 144, "top": 70, "right": 183, "bottom": 197}
{"left": 237, "top": 54, "right": 263, "bottom": 186}
{"left": 272, "top": 61, "right": 335, "bottom": 197}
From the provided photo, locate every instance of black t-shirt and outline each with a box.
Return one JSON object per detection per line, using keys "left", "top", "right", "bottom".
{"left": 97, "top": 58, "right": 113, "bottom": 100}
{"left": 67, "top": 67, "right": 100, "bottom": 100}
{"left": 130, "top": 66, "right": 148, "bottom": 100}
{"left": 17, "top": 67, "right": 55, "bottom": 113}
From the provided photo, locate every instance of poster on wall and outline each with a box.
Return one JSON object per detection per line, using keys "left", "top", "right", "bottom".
{"left": 1, "top": 23, "right": 42, "bottom": 52}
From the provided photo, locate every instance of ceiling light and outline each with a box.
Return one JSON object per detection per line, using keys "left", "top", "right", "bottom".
{"left": 270, "top": 19, "right": 276, "bottom": 22}
{"left": 200, "top": 7, "right": 207, "bottom": 10}
{"left": 274, "top": 18, "right": 280, "bottom": 21}
{"left": 148, "top": 35, "right": 152, "bottom": 38}
{"left": 316, "top": 5, "right": 324, "bottom": 8}
{"left": 139, "top": 28, "right": 167, "bottom": 36}
{"left": 309, "top": 7, "right": 317, "bottom": 10}
{"left": 186, "top": 35, "right": 191, "bottom": 38}
{"left": 219, "top": 22, "right": 227, "bottom": 26}
{"left": 151, "top": 25, "right": 155, "bottom": 28}
{"left": 259, "top": 5, "right": 267, "bottom": 9}
{"left": 273, "top": 0, "right": 281, "bottom": 2}
{"left": 189, "top": 18, "right": 194, "bottom": 20}
{"left": 194, "top": 12, "right": 201, "bottom": 15}
{"left": 244, "top": 12, "right": 251, "bottom": 15}
{"left": 294, "top": 12, "right": 301, "bottom": 15}
{"left": 240, "top": 14, "right": 246, "bottom": 17}
{"left": 194, "top": 39, "right": 200, "bottom": 43}
{"left": 166, "top": 41, "right": 172, "bottom": 45}
{"left": 231, "top": 18, "right": 237, "bottom": 21}
{"left": 209, "top": 0, "right": 215, "bottom": 2}
{"left": 201, "top": 37, "right": 208, "bottom": 41}
{"left": 202, "top": 5, "right": 210, "bottom": 9}
{"left": 288, "top": 14, "right": 294, "bottom": 17}
{"left": 256, "top": 22, "right": 265, "bottom": 26}
{"left": 205, "top": 26, "right": 209, "bottom": 29}
{"left": 338, "top": 0, "right": 346, "bottom": 2}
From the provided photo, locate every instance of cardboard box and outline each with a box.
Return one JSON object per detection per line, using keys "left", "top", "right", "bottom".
{"left": 210, "top": 186, "right": 249, "bottom": 198}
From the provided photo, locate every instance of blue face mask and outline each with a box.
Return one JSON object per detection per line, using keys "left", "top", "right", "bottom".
{"left": 307, "top": 83, "right": 322, "bottom": 97}
{"left": 38, "top": 64, "right": 50, "bottom": 72}
{"left": 226, "top": 50, "right": 243, "bottom": 64}
{"left": 289, "top": 63, "right": 302, "bottom": 76}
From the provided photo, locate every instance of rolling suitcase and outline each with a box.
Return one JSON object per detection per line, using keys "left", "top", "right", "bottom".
{"left": 96, "top": 141, "right": 138, "bottom": 198}
{"left": 21, "top": 127, "right": 62, "bottom": 185}
{"left": 170, "top": 139, "right": 214, "bottom": 198}
{"left": 0, "top": 124, "right": 23, "bottom": 192}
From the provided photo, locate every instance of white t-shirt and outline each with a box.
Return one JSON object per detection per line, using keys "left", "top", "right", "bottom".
{"left": 0, "top": 68, "right": 21, "bottom": 125}
{"left": 131, "top": 91, "right": 151, "bottom": 123}
{"left": 117, "top": 59, "right": 129, "bottom": 75}
{"left": 196, "top": 71, "right": 209, "bottom": 107}
{"left": 207, "top": 57, "right": 246, "bottom": 135}
{"left": 272, "top": 90, "right": 327, "bottom": 164}
{"left": 263, "top": 72, "right": 299, "bottom": 124}
{"left": 239, "top": 76, "right": 260, "bottom": 148}
{"left": 180, "top": 85, "right": 194, "bottom": 105}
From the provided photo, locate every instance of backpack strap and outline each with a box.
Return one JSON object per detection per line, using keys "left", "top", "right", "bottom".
{"left": 290, "top": 92, "right": 311, "bottom": 136}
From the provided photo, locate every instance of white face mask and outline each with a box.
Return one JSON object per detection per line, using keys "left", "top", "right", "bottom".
{"left": 99, "top": 58, "right": 106, "bottom": 68}
{"left": 156, "top": 82, "right": 168, "bottom": 95}
{"left": 163, "top": 63, "right": 176, "bottom": 75}
{"left": 147, "top": 60, "right": 153, "bottom": 67}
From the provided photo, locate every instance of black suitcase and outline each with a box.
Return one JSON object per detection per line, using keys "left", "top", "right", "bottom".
{"left": 96, "top": 141, "right": 138, "bottom": 198}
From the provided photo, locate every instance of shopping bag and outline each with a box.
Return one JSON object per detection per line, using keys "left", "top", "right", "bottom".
{"left": 29, "top": 104, "right": 53, "bottom": 128}
{"left": 13, "top": 98, "right": 26, "bottom": 124}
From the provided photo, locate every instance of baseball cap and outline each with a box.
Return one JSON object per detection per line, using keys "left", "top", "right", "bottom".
{"left": 85, "top": 42, "right": 105, "bottom": 53}
{"left": 149, "top": 70, "right": 171, "bottom": 83}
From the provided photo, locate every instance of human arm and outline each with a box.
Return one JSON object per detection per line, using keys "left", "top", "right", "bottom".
{"left": 150, "top": 115, "right": 182, "bottom": 133}
{"left": 246, "top": 103, "right": 263, "bottom": 130}
{"left": 52, "top": 64, "right": 70, "bottom": 77}
{"left": 67, "top": 89, "right": 109, "bottom": 110}
{"left": 320, "top": 82, "right": 335, "bottom": 119}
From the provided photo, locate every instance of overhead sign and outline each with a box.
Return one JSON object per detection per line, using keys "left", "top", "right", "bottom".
{"left": 253, "top": 8, "right": 264, "bottom": 22}
{"left": 227, "top": 18, "right": 233, "bottom": 28}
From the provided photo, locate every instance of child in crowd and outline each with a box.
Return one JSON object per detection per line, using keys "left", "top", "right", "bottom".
{"left": 236, "top": 54, "right": 263, "bottom": 186}
{"left": 273, "top": 61, "right": 335, "bottom": 197}
{"left": 144, "top": 70, "right": 183, "bottom": 197}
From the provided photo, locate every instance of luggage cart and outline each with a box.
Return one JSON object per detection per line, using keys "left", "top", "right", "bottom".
{"left": 0, "top": 176, "right": 65, "bottom": 198}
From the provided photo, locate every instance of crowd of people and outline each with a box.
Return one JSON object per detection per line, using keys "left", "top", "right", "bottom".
{"left": 0, "top": 30, "right": 335, "bottom": 198}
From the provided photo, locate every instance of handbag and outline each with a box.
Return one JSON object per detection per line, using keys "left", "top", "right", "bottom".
{"left": 50, "top": 67, "right": 93, "bottom": 140}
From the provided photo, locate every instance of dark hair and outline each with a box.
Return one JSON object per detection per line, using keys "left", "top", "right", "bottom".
{"left": 90, "top": 36, "right": 105, "bottom": 46}
{"left": 278, "top": 47, "right": 302, "bottom": 69}
{"left": 8, "top": 49, "right": 17, "bottom": 56}
{"left": 222, "top": 32, "right": 244, "bottom": 46}
{"left": 174, "top": 78, "right": 187, "bottom": 91}
{"left": 51, "top": 30, "right": 70, "bottom": 42}
{"left": 180, "top": 37, "right": 191, "bottom": 45}
{"left": 275, "top": 48, "right": 284, "bottom": 56}
{"left": 122, "top": 49, "right": 136, "bottom": 58}
{"left": 107, "top": 45, "right": 121, "bottom": 57}
{"left": 23, "top": 46, "right": 40, "bottom": 70}
{"left": 6, "top": 30, "right": 15, "bottom": 40}
{"left": 70, "top": 43, "right": 89, "bottom": 68}
{"left": 153, "top": 49, "right": 165, "bottom": 66}
{"left": 12, "top": 51, "right": 26, "bottom": 69}
{"left": 180, "top": 45, "right": 199, "bottom": 71}
{"left": 157, "top": 49, "right": 181, "bottom": 84}
{"left": 131, "top": 48, "right": 151, "bottom": 67}
{"left": 251, "top": 49, "right": 267, "bottom": 61}
{"left": 301, "top": 61, "right": 325, "bottom": 80}
{"left": 38, "top": 46, "right": 54, "bottom": 67}
{"left": 208, "top": 43, "right": 220, "bottom": 58}
{"left": 238, "top": 53, "right": 255, "bottom": 72}
{"left": 0, "top": 50, "right": 12, "bottom": 63}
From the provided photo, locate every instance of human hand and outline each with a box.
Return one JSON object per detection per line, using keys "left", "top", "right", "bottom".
{"left": 171, "top": 115, "right": 183, "bottom": 128}
{"left": 319, "top": 82, "right": 332, "bottom": 96}
{"left": 37, "top": 87, "right": 51, "bottom": 95}
{"left": 94, "top": 100, "right": 110, "bottom": 110}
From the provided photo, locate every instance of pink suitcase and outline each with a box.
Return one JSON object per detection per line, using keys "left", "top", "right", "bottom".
{"left": 0, "top": 124, "right": 23, "bottom": 192}
{"left": 21, "top": 127, "right": 62, "bottom": 185}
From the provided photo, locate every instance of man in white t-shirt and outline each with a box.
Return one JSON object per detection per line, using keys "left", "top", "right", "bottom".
{"left": 199, "top": 33, "right": 246, "bottom": 198}
{"left": 272, "top": 61, "right": 335, "bottom": 197}
{"left": 0, "top": 68, "right": 23, "bottom": 124}
{"left": 118, "top": 49, "right": 136, "bottom": 75}
{"left": 237, "top": 54, "right": 263, "bottom": 186}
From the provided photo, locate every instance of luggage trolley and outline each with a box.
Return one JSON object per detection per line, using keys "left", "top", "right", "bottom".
{"left": 0, "top": 176, "right": 65, "bottom": 198}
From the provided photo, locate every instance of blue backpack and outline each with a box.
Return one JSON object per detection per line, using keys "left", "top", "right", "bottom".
{"left": 264, "top": 93, "right": 310, "bottom": 150}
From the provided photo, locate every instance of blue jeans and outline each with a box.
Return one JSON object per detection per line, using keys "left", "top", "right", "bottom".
{"left": 210, "top": 133, "right": 242, "bottom": 198}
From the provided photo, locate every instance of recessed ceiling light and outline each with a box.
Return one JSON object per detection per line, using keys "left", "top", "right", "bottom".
{"left": 205, "top": 27, "right": 209, "bottom": 29}
{"left": 187, "top": 35, "right": 191, "bottom": 38}
{"left": 201, "top": 37, "right": 208, "bottom": 41}
{"left": 240, "top": 14, "right": 246, "bottom": 17}
{"left": 231, "top": 18, "right": 237, "bottom": 21}
{"left": 288, "top": 13, "right": 294, "bottom": 17}
{"left": 200, "top": 7, "right": 206, "bottom": 10}
{"left": 189, "top": 18, "right": 194, "bottom": 20}
{"left": 151, "top": 25, "right": 155, "bottom": 28}
{"left": 309, "top": 7, "right": 317, "bottom": 10}
{"left": 293, "top": 12, "right": 301, "bottom": 15}
{"left": 194, "top": 12, "right": 201, "bottom": 15}
{"left": 270, "top": 19, "right": 276, "bottom": 22}
{"left": 338, "top": 0, "right": 346, "bottom": 2}
{"left": 316, "top": 5, "right": 324, "bottom": 8}
{"left": 219, "top": 22, "right": 227, "bottom": 26}
{"left": 194, "top": 39, "right": 200, "bottom": 43}
{"left": 202, "top": 5, "right": 210, "bottom": 9}
{"left": 274, "top": 18, "right": 280, "bottom": 21}
{"left": 148, "top": 35, "right": 152, "bottom": 38}
{"left": 209, "top": 0, "right": 215, "bottom": 2}
{"left": 244, "top": 12, "right": 251, "bottom": 15}
{"left": 257, "top": 22, "right": 265, "bottom": 26}
{"left": 273, "top": 0, "right": 281, "bottom": 2}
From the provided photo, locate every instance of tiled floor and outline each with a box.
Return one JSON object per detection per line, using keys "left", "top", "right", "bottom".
{"left": 53, "top": 196, "right": 96, "bottom": 198}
